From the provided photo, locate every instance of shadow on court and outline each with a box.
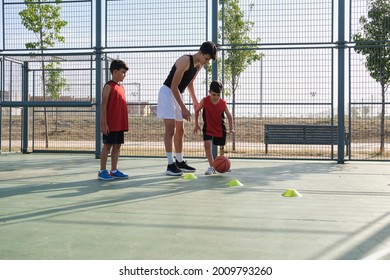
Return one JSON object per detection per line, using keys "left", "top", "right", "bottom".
{"left": 1, "top": 153, "right": 390, "bottom": 260}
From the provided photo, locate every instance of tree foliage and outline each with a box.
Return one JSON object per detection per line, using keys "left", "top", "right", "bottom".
{"left": 19, "top": 0, "right": 68, "bottom": 147}
{"left": 219, "top": 0, "right": 262, "bottom": 96}
{"left": 44, "top": 61, "right": 70, "bottom": 100}
{"left": 353, "top": 0, "right": 390, "bottom": 154}
{"left": 353, "top": 0, "right": 390, "bottom": 87}
{"left": 19, "top": 0, "right": 67, "bottom": 50}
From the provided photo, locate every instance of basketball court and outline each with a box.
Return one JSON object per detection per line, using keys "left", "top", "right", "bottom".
{"left": 1, "top": 153, "right": 390, "bottom": 260}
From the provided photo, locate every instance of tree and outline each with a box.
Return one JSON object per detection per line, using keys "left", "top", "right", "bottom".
{"left": 218, "top": 0, "right": 263, "bottom": 151}
{"left": 19, "top": 0, "right": 68, "bottom": 148}
{"left": 45, "top": 61, "right": 70, "bottom": 132}
{"left": 353, "top": 0, "right": 390, "bottom": 154}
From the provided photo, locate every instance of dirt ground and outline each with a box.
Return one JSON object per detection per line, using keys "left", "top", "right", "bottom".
{"left": 1, "top": 112, "right": 390, "bottom": 159}
{"left": 2, "top": 113, "right": 389, "bottom": 142}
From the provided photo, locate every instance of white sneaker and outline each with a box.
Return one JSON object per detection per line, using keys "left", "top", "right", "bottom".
{"left": 205, "top": 166, "right": 216, "bottom": 175}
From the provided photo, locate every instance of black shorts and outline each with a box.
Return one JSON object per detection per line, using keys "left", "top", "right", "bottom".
{"left": 103, "top": 131, "right": 125, "bottom": 144}
{"left": 203, "top": 132, "right": 226, "bottom": 146}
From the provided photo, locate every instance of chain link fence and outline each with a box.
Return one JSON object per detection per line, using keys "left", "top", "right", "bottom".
{"left": 1, "top": 0, "right": 389, "bottom": 161}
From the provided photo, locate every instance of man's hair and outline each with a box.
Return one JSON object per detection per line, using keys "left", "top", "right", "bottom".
{"left": 110, "top": 59, "right": 129, "bottom": 74}
{"left": 200, "top": 41, "right": 217, "bottom": 61}
{"left": 209, "top": 80, "right": 223, "bottom": 93}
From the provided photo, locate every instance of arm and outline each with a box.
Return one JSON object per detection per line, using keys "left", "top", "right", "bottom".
{"left": 171, "top": 56, "right": 191, "bottom": 121}
{"left": 101, "top": 84, "right": 111, "bottom": 135}
{"left": 187, "top": 67, "right": 201, "bottom": 111}
{"left": 225, "top": 106, "right": 235, "bottom": 134}
{"left": 193, "top": 98, "right": 204, "bottom": 135}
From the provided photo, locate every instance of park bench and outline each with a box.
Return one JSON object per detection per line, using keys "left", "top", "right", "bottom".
{"left": 264, "top": 124, "right": 349, "bottom": 155}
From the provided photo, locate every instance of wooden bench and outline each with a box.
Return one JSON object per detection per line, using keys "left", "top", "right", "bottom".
{"left": 264, "top": 124, "right": 349, "bottom": 155}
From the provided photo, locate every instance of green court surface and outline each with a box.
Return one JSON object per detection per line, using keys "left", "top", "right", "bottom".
{"left": 1, "top": 153, "right": 390, "bottom": 260}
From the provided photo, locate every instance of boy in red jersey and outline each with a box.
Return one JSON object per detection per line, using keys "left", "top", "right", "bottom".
{"left": 98, "top": 60, "right": 129, "bottom": 180}
{"left": 193, "top": 81, "right": 234, "bottom": 175}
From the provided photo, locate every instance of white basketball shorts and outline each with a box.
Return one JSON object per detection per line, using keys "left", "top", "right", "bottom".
{"left": 157, "top": 85, "right": 183, "bottom": 121}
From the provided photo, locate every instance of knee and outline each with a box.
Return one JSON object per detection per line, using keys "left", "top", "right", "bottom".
{"left": 112, "top": 144, "right": 121, "bottom": 152}
{"left": 165, "top": 127, "right": 175, "bottom": 137}
{"left": 176, "top": 129, "right": 184, "bottom": 138}
{"left": 165, "top": 123, "right": 175, "bottom": 136}
{"left": 175, "top": 125, "right": 184, "bottom": 137}
{"left": 102, "top": 144, "right": 112, "bottom": 152}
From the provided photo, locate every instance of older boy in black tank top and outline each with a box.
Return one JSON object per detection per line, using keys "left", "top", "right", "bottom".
{"left": 157, "top": 41, "right": 217, "bottom": 176}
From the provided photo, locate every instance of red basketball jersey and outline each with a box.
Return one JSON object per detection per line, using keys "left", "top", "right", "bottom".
{"left": 103, "top": 81, "right": 129, "bottom": 132}
{"left": 202, "top": 96, "right": 226, "bottom": 137}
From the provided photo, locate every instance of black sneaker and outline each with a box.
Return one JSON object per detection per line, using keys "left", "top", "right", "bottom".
{"left": 176, "top": 160, "right": 196, "bottom": 173}
{"left": 166, "top": 163, "right": 183, "bottom": 176}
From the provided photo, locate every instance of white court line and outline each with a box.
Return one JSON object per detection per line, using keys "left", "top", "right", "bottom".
{"left": 362, "top": 246, "right": 390, "bottom": 260}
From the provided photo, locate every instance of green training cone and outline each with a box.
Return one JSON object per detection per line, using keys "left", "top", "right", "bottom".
{"left": 182, "top": 173, "right": 198, "bottom": 180}
{"left": 226, "top": 179, "right": 243, "bottom": 187}
{"left": 282, "top": 188, "right": 302, "bottom": 197}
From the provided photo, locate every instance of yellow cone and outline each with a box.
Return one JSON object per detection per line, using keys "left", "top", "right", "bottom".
{"left": 282, "top": 189, "right": 302, "bottom": 197}
{"left": 226, "top": 179, "right": 243, "bottom": 187}
{"left": 182, "top": 173, "right": 198, "bottom": 180}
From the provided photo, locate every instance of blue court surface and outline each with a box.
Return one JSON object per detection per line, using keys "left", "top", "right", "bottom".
{"left": 1, "top": 153, "right": 390, "bottom": 260}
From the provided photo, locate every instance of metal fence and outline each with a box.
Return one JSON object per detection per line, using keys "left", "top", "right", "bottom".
{"left": 1, "top": 0, "right": 389, "bottom": 161}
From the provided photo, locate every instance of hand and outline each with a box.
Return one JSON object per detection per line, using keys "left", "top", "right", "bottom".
{"left": 181, "top": 107, "right": 191, "bottom": 121}
{"left": 102, "top": 124, "right": 109, "bottom": 135}
{"left": 228, "top": 129, "right": 235, "bottom": 135}
{"left": 193, "top": 101, "right": 199, "bottom": 111}
{"left": 193, "top": 124, "right": 201, "bottom": 135}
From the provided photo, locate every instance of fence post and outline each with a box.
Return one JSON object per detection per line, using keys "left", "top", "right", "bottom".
{"left": 337, "top": 0, "right": 346, "bottom": 164}
{"left": 95, "top": 0, "right": 102, "bottom": 159}
{"left": 22, "top": 62, "right": 29, "bottom": 154}
{"left": 212, "top": 0, "right": 218, "bottom": 159}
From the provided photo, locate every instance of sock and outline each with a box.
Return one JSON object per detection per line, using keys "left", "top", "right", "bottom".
{"left": 166, "top": 152, "right": 174, "bottom": 164}
{"left": 176, "top": 153, "right": 183, "bottom": 162}
{"left": 111, "top": 169, "right": 118, "bottom": 173}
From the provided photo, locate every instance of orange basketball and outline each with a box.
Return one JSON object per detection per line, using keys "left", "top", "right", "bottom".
{"left": 213, "top": 155, "right": 231, "bottom": 173}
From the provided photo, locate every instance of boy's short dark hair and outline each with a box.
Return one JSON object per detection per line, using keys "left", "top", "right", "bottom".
{"left": 110, "top": 59, "right": 129, "bottom": 74}
{"left": 209, "top": 80, "right": 223, "bottom": 93}
{"left": 200, "top": 41, "right": 217, "bottom": 61}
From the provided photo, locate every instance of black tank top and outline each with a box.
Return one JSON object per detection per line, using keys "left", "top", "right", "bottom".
{"left": 163, "top": 55, "right": 199, "bottom": 93}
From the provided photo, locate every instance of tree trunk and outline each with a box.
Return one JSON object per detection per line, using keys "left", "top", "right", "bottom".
{"left": 42, "top": 69, "right": 49, "bottom": 148}
{"left": 231, "top": 77, "right": 236, "bottom": 152}
{"left": 380, "top": 82, "right": 385, "bottom": 154}
{"left": 232, "top": 90, "right": 236, "bottom": 151}
{"left": 40, "top": 30, "right": 49, "bottom": 148}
